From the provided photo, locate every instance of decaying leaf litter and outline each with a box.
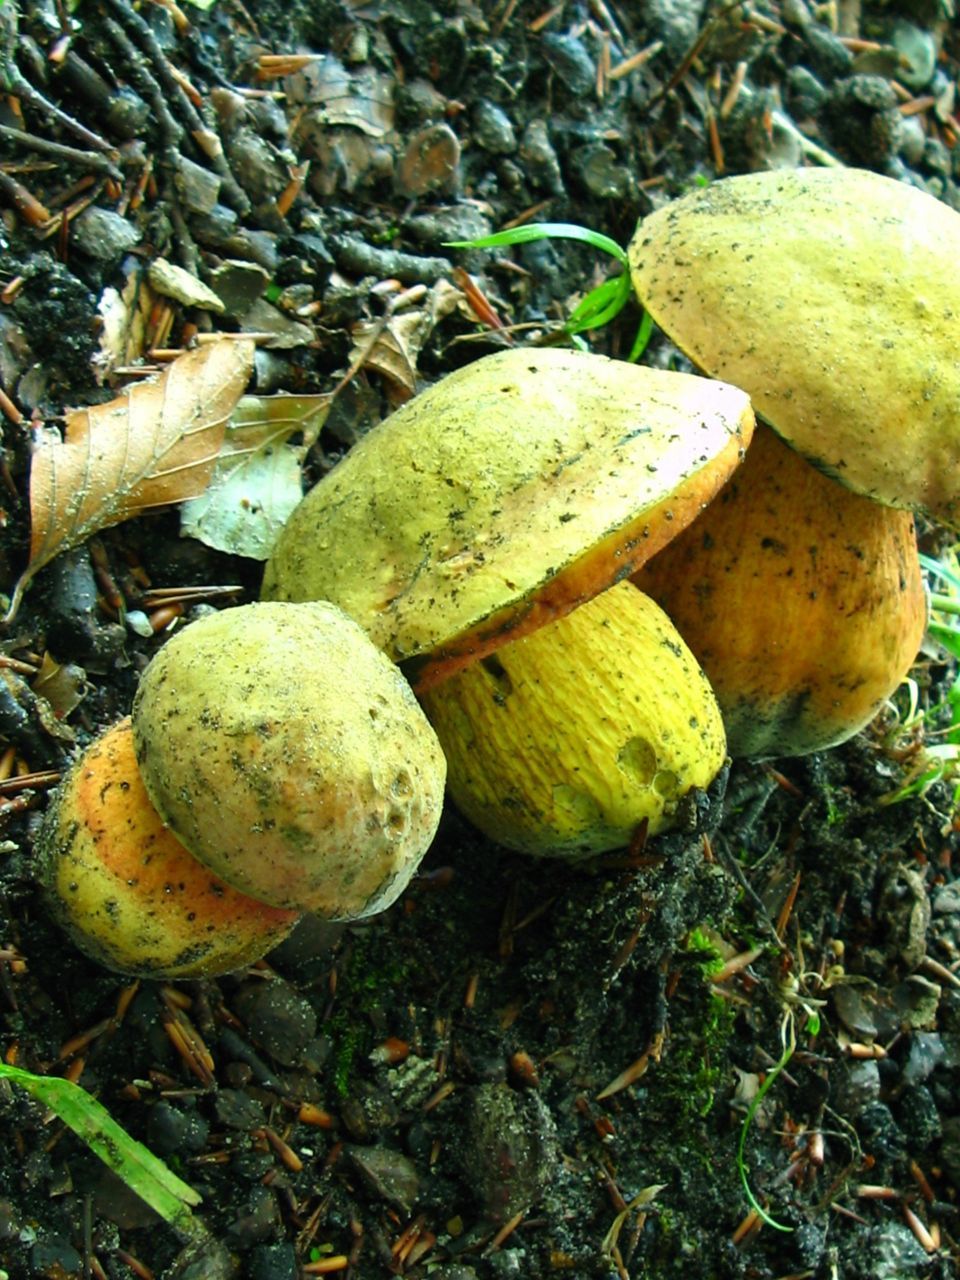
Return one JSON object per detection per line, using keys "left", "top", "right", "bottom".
{"left": 0, "top": 1, "right": 959, "bottom": 1278}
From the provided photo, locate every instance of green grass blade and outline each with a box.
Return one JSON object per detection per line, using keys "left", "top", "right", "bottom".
{"left": 625, "top": 309, "right": 655, "bottom": 363}
{"left": 566, "top": 276, "right": 632, "bottom": 334}
{"left": 929, "top": 621, "right": 960, "bottom": 661}
{"left": 921, "top": 553, "right": 960, "bottom": 593}
{"left": 445, "top": 222, "right": 629, "bottom": 265}
{"left": 736, "top": 1033, "right": 795, "bottom": 1233}
{"left": 0, "top": 1062, "right": 201, "bottom": 1228}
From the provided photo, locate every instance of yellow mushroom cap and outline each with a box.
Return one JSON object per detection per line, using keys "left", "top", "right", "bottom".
{"left": 131, "top": 601, "right": 446, "bottom": 917}
{"left": 262, "top": 348, "right": 754, "bottom": 686}
{"left": 629, "top": 167, "right": 960, "bottom": 524}
{"left": 37, "top": 718, "right": 301, "bottom": 979}
{"left": 419, "top": 580, "right": 727, "bottom": 858}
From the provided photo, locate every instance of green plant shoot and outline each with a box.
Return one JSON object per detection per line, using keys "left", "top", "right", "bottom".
{"left": 445, "top": 223, "right": 653, "bottom": 360}
{"left": 0, "top": 1061, "right": 200, "bottom": 1230}
{"left": 881, "top": 551, "right": 960, "bottom": 806}
{"left": 737, "top": 1013, "right": 796, "bottom": 1233}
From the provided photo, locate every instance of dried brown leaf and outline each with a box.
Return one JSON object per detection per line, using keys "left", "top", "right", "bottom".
{"left": 348, "top": 280, "right": 462, "bottom": 397}
{"left": 6, "top": 338, "right": 255, "bottom": 622}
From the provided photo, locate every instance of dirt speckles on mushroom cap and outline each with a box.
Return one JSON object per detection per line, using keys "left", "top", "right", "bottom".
{"left": 131, "top": 601, "right": 446, "bottom": 917}
{"left": 261, "top": 348, "right": 754, "bottom": 684}
{"left": 629, "top": 167, "right": 960, "bottom": 524}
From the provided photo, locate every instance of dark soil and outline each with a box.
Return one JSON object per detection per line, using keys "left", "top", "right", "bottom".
{"left": 1, "top": 2, "right": 960, "bottom": 1279}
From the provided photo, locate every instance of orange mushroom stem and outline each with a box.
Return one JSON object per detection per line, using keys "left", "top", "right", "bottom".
{"left": 633, "top": 425, "right": 927, "bottom": 758}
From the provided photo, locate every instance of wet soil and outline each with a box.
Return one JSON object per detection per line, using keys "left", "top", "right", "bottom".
{"left": 1, "top": 2, "right": 960, "bottom": 1279}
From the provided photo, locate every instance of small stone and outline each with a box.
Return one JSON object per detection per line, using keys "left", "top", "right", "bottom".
{"left": 901, "top": 1031, "right": 945, "bottom": 1086}
{"left": 240, "top": 298, "right": 314, "bottom": 349}
{"left": 224, "top": 129, "right": 289, "bottom": 203}
{"left": 852, "top": 1221, "right": 933, "bottom": 1279}
{"left": 890, "top": 20, "right": 938, "bottom": 91}
{"left": 785, "top": 65, "right": 827, "bottom": 119}
{"left": 148, "top": 258, "right": 225, "bottom": 313}
{"left": 473, "top": 100, "right": 517, "bottom": 155}
{"left": 805, "top": 25, "right": 854, "bottom": 80}
{"left": 898, "top": 116, "right": 927, "bottom": 166}
{"left": 891, "top": 975, "right": 941, "bottom": 1031}
{"left": 146, "top": 1100, "right": 209, "bottom": 1155}
{"left": 571, "top": 143, "right": 633, "bottom": 199}
{"left": 226, "top": 1185, "right": 281, "bottom": 1246}
{"left": 404, "top": 205, "right": 492, "bottom": 250}
{"left": 858, "top": 1101, "right": 905, "bottom": 1163}
{"left": 232, "top": 980, "right": 318, "bottom": 1067}
{"left": 831, "top": 984, "right": 879, "bottom": 1039}
{"left": 163, "top": 1231, "right": 238, "bottom": 1280}
{"left": 923, "top": 138, "right": 951, "bottom": 176}
{"left": 190, "top": 203, "right": 240, "bottom": 247}
{"left": 832, "top": 1058, "right": 880, "bottom": 1114}
{"left": 520, "top": 120, "right": 564, "bottom": 196}
{"left": 642, "top": 0, "right": 705, "bottom": 58}
{"left": 934, "top": 881, "right": 960, "bottom": 914}
{"left": 174, "top": 155, "right": 222, "bottom": 214}
{"left": 209, "top": 259, "right": 270, "bottom": 317}
{"left": 339, "top": 1083, "right": 399, "bottom": 1140}
{"left": 345, "top": 1144, "right": 420, "bottom": 1214}
{"left": 941, "top": 1115, "right": 960, "bottom": 1184}
{"left": 540, "top": 33, "right": 595, "bottom": 95}
{"left": 895, "top": 1083, "right": 941, "bottom": 1148}
{"left": 466, "top": 1083, "right": 559, "bottom": 1223}
{"left": 395, "top": 78, "right": 448, "bottom": 127}
{"left": 826, "top": 75, "right": 903, "bottom": 165}
{"left": 247, "top": 1242, "right": 298, "bottom": 1280}
{"left": 397, "top": 124, "right": 461, "bottom": 197}
{"left": 214, "top": 1088, "right": 267, "bottom": 1131}
{"left": 30, "top": 1236, "right": 82, "bottom": 1275}
{"left": 71, "top": 207, "right": 141, "bottom": 261}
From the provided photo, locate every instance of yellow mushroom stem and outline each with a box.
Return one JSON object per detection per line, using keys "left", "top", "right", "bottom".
{"left": 419, "top": 580, "right": 727, "bottom": 860}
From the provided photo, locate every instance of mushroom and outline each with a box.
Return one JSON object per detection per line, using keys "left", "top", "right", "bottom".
{"left": 263, "top": 348, "right": 754, "bottom": 683}
{"left": 131, "top": 600, "right": 447, "bottom": 917}
{"left": 418, "top": 579, "right": 726, "bottom": 856}
{"left": 37, "top": 718, "right": 301, "bottom": 978}
{"left": 627, "top": 166, "right": 960, "bottom": 524}
{"left": 633, "top": 425, "right": 927, "bottom": 758}
{"left": 263, "top": 348, "right": 754, "bottom": 856}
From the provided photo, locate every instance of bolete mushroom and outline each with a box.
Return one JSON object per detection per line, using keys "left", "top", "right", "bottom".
{"left": 263, "top": 348, "right": 754, "bottom": 856}
{"left": 37, "top": 718, "right": 301, "bottom": 978}
{"left": 263, "top": 348, "right": 754, "bottom": 682}
{"left": 627, "top": 166, "right": 960, "bottom": 524}
{"left": 131, "top": 600, "right": 446, "bottom": 917}
{"left": 634, "top": 425, "right": 927, "bottom": 758}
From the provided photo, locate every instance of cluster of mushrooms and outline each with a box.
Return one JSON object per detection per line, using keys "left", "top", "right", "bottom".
{"left": 39, "top": 166, "right": 957, "bottom": 978}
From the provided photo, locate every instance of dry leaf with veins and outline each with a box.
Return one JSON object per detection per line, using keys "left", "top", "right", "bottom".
{"left": 6, "top": 338, "right": 255, "bottom": 623}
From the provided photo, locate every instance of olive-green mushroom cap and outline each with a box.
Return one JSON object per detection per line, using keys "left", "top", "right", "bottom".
{"left": 262, "top": 348, "right": 754, "bottom": 685}
{"left": 628, "top": 167, "right": 960, "bottom": 525}
{"left": 132, "top": 601, "right": 446, "bottom": 917}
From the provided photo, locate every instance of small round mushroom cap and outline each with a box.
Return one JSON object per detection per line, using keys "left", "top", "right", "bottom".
{"left": 132, "top": 601, "right": 446, "bottom": 916}
{"left": 419, "top": 580, "right": 727, "bottom": 858}
{"left": 37, "top": 718, "right": 301, "bottom": 979}
{"left": 628, "top": 167, "right": 960, "bottom": 524}
{"left": 262, "top": 348, "right": 754, "bottom": 686}
{"left": 634, "top": 426, "right": 926, "bottom": 757}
